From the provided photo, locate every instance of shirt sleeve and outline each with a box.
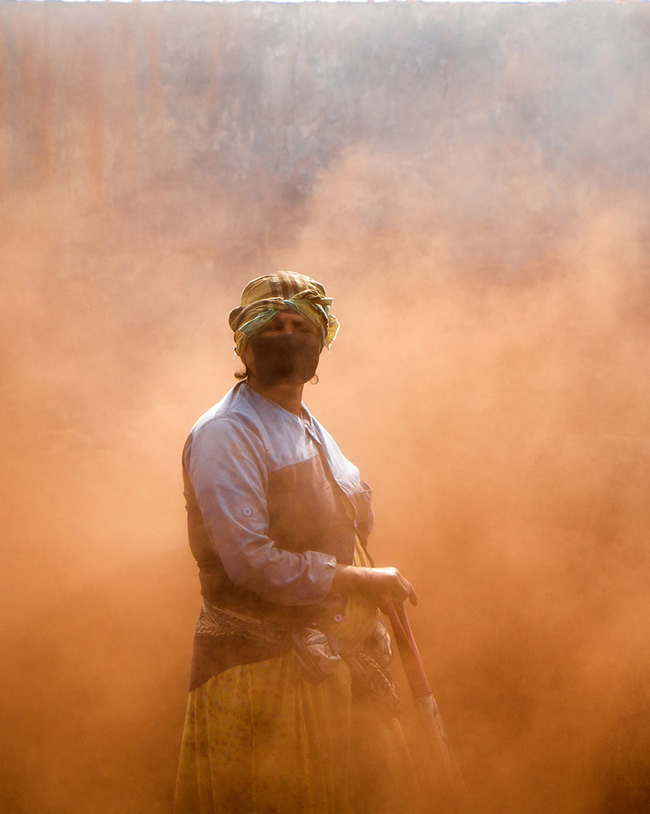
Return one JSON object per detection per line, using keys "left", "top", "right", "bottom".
{"left": 185, "top": 416, "right": 337, "bottom": 606}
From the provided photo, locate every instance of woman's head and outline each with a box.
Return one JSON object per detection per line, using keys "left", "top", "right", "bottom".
{"left": 243, "top": 311, "right": 323, "bottom": 386}
{"left": 229, "top": 271, "right": 339, "bottom": 361}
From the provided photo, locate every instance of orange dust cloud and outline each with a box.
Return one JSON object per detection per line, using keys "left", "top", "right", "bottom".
{"left": 1, "top": 4, "right": 649, "bottom": 813}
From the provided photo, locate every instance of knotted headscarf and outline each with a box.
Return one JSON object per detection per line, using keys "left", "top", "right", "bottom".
{"left": 229, "top": 271, "right": 339, "bottom": 359}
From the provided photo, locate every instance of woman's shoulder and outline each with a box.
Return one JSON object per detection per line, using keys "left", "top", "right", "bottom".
{"left": 184, "top": 383, "right": 263, "bottom": 454}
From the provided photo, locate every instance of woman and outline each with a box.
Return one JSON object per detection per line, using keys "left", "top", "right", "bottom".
{"left": 174, "top": 271, "right": 423, "bottom": 813}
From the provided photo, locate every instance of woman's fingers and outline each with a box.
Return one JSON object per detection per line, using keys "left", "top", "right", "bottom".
{"left": 371, "top": 567, "right": 417, "bottom": 606}
{"left": 332, "top": 565, "right": 417, "bottom": 607}
{"left": 396, "top": 573, "right": 417, "bottom": 606}
{"left": 405, "top": 580, "right": 418, "bottom": 606}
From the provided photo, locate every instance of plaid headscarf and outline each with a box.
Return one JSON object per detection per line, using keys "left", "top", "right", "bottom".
{"left": 229, "top": 271, "right": 339, "bottom": 359}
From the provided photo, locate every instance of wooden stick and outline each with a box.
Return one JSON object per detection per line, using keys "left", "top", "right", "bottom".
{"left": 382, "top": 594, "right": 470, "bottom": 813}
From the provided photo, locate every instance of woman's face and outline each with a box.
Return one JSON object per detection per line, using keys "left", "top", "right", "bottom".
{"left": 245, "top": 311, "right": 323, "bottom": 386}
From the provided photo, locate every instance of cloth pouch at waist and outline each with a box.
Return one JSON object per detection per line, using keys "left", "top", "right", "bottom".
{"left": 189, "top": 539, "right": 378, "bottom": 690}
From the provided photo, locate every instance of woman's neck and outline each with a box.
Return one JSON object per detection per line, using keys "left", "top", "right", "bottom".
{"left": 246, "top": 377, "right": 305, "bottom": 416}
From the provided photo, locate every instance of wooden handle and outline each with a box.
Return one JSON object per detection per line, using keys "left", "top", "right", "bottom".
{"left": 382, "top": 593, "right": 432, "bottom": 700}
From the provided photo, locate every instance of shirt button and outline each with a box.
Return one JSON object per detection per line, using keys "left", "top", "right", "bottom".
{"left": 242, "top": 507, "right": 252, "bottom": 517}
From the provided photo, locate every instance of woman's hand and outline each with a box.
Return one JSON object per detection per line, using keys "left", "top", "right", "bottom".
{"left": 331, "top": 565, "right": 417, "bottom": 609}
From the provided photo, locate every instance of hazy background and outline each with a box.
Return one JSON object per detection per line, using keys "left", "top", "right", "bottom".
{"left": 1, "top": 3, "right": 650, "bottom": 811}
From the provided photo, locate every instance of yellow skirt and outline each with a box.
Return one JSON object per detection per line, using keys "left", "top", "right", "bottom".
{"left": 174, "top": 590, "right": 421, "bottom": 813}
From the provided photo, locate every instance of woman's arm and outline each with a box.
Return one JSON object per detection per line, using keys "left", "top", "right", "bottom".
{"left": 186, "top": 417, "right": 337, "bottom": 605}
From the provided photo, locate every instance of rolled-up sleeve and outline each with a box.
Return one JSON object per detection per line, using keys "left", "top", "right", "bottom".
{"left": 185, "top": 417, "right": 337, "bottom": 606}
